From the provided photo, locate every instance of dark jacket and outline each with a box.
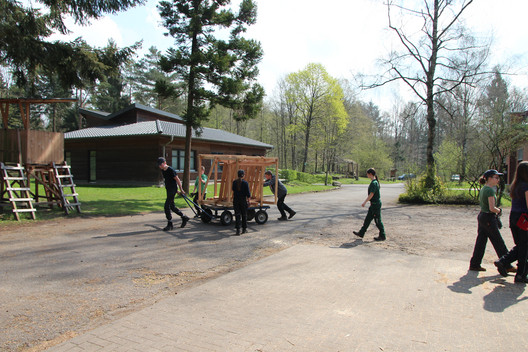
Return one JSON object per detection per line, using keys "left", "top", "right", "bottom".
{"left": 264, "top": 175, "right": 287, "bottom": 198}
{"left": 232, "top": 179, "right": 251, "bottom": 202}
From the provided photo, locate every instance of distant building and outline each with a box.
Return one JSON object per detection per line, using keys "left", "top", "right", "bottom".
{"left": 505, "top": 110, "right": 528, "bottom": 184}
{"left": 64, "top": 103, "right": 273, "bottom": 184}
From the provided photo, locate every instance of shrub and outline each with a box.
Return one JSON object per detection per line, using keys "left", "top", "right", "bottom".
{"left": 278, "top": 169, "right": 326, "bottom": 184}
{"left": 399, "top": 173, "right": 478, "bottom": 205}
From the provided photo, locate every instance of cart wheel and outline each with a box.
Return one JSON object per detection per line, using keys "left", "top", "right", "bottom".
{"left": 247, "top": 209, "right": 256, "bottom": 221}
{"left": 255, "top": 210, "right": 268, "bottom": 224}
{"left": 201, "top": 208, "right": 213, "bottom": 223}
{"left": 220, "top": 210, "right": 233, "bottom": 226}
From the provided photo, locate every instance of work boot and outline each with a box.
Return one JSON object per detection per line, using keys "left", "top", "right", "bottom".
{"left": 373, "top": 235, "right": 386, "bottom": 241}
{"left": 288, "top": 211, "right": 296, "bottom": 219}
{"left": 353, "top": 231, "right": 364, "bottom": 238}
{"left": 163, "top": 221, "right": 173, "bottom": 231}
{"left": 181, "top": 216, "right": 189, "bottom": 228}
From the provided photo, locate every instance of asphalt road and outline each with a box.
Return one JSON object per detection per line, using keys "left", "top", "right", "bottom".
{"left": 0, "top": 183, "right": 404, "bottom": 351}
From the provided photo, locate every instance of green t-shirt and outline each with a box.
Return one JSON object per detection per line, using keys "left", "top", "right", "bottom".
{"left": 195, "top": 173, "right": 208, "bottom": 193}
{"left": 479, "top": 185, "right": 495, "bottom": 212}
{"left": 368, "top": 179, "right": 381, "bottom": 203}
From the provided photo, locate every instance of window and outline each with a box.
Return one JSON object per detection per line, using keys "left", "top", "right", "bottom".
{"left": 171, "top": 149, "right": 196, "bottom": 172}
{"left": 89, "top": 151, "right": 96, "bottom": 182}
{"left": 518, "top": 148, "right": 524, "bottom": 161}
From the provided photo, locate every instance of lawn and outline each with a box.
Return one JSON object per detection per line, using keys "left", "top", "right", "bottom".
{"left": 0, "top": 181, "right": 336, "bottom": 223}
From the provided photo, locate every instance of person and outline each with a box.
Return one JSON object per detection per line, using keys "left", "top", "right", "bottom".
{"left": 263, "top": 170, "right": 296, "bottom": 220}
{"left": 469, "top": 169, "right": 509, "bottom": 271}
{"left": 232, "top": 169, "right": 251, "bottom": 236}
{"left": 158, "top": 157, "right": 189, "bottom": 231}
{"left": 192, "top": 166, "right": 208, "bottom": 217}
{"left": 494, "top": 162, "right": 528, "bottom": 283}
{"left": 353, "top": 168, "right": 386, "bottom": 241}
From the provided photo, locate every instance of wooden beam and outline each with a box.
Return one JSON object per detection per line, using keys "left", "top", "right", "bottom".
{"left": 0, "top": 102, "right": 9, "bottom": 128}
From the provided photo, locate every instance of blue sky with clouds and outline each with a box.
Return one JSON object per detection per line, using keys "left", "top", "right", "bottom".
{"left": 52, "top": 0, "right": 528, "bottom": 112}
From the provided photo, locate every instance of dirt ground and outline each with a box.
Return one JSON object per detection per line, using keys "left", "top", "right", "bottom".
{"left": 0, "top": 184, "right": 517, "bottom": 351}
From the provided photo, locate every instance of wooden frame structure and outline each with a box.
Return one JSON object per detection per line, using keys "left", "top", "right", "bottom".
{"left": 197, "top": 154, "right": 279, "bottom": 208}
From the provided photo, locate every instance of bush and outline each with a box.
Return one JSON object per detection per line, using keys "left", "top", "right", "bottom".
{"left": 399, "top": 173, "right": 447, "bottom": 204}
{"left": 279, "top": 169, "right": 326, "bottom": 184}
{"left": 399, "top": 173, "right": 477, "bottom": 205}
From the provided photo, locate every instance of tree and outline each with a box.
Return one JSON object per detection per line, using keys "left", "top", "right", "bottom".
{"left": 0, "top": 0, "right": 144, "bottom": 89}
{"left": 372, "top": 0, "right": 487, "bottom": 187}
{"left": 282, "top": 63, "right": 344, "bottom": 173}
{"left": 158, "top": 0, "right": 264, "bottom": 191}
{"left": 89, "top": 40, "right": 138, "bottom": 112}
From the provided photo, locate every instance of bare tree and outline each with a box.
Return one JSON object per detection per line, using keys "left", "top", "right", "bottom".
{"left": 371, "top": 0, "right": 489, "bottom": 187}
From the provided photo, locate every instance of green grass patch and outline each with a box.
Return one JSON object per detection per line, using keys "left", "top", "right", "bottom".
{"left": 0, "top": 181, "right": 335, "bottom": 224}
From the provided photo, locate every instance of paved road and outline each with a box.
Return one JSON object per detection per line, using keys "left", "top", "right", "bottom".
{"left": 0, "top": 184, "right": 402, "bottom": 351}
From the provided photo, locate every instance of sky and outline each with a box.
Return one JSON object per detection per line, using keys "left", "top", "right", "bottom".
{"left": 50, "top": 0, "right": 528, "bottom": 113}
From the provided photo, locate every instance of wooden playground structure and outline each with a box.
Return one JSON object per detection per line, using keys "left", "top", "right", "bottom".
{"left": 196, "top": 154, "right": 279, "bottom": 225}
{"left": 0, "top": 98, "right": 80, "bottom": 220}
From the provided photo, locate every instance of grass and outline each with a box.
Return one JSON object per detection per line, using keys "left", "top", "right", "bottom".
{"left": 0, "top": 181, "right": 335, "bottom": 224}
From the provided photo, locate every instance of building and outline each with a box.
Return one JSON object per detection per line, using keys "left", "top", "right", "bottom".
{"left": 505, "top": 110, "right": 528, "bottom": 184}
{"left": 64, "top": 104, "right": 273, "bottom": 184}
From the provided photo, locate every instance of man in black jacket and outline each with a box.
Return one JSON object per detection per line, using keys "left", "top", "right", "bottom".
{"left": 264, "top": 171, "right": 296, "bottom": 220}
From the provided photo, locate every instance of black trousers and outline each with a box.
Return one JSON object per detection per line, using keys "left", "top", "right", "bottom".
{"left": 164, "top": 188, "right": 183, "bottom": 221}
{"left": 277, "top": 195, "right": 293, "bottom": 218}
{"left": 470, "top": 212, "right": 508, "bottom": 267}
{"left": 192, "top": 192, "right": 206, "bottom": 214}
{"left": 233, "top": 199, "right": 248, "bottom": 230}
{"left": 500, "top": 211, "right": 528, "bottom": 278}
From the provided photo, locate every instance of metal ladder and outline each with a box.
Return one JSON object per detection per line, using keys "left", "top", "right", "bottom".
{"left": 0, "top": 162, "right": 36, "bottom": 220}
{"left": 52, "top": 162, "right": 81, "bottom": 215}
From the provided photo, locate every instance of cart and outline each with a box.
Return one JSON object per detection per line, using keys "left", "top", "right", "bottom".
{"left": 196, "top": 154, "right": 279, "bottom": 226}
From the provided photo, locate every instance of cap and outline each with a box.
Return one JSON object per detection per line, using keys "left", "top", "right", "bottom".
{"left": 157, "top": 157, "right": 166, "bottom": 166}
{"left": 483, "top": 169, "right": 503, "bottom": 178}
{"left": 238, "top": 169, "right": 245, "bottom": 177}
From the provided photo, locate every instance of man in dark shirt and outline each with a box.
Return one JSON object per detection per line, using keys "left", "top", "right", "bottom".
{"left": 263, "top": 171, "right": 296, "bottom": 221}
{"left": 158, "top": 157, "right": 189, "bottom": 231}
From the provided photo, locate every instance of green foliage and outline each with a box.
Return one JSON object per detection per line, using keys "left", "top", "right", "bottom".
{"left": 435, "top": 139, "right": 462, "bottom": 181}
{"left": 398, "top": 173, "right": 448, "bottom": 204}
{"left": 0, "top": 0, "right": 142, "bottom": 89}
{"left": 279, "top": 169, "right": 325, "bottom": 184}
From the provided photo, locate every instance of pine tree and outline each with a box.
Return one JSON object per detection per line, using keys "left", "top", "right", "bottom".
{"left": 158, "top": 0, "right": 264, "bottom": 191}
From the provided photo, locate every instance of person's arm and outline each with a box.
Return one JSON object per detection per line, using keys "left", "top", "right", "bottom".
{"left": 175, "top": 175, "right": 185, "bottom": 195}
{"left": 362, "top": 192, "right": 374, "bottom": 207}
{"left": 488, "top": 196, "right": 501, "bottom": 215}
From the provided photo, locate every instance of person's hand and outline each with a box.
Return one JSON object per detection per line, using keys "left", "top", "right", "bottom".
{"left": 361, "top": 201, "right": 366, "bottom": 207}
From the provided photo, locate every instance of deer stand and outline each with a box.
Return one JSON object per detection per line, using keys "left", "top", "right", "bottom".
{"left": 196, "top": 154, "right": 279, "bottom": 226}
{"left": 26, "top": 162, "right": 81, "bottom": 215}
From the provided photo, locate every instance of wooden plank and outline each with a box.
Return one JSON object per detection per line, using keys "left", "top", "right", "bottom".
{"left": 13, "top": 208, "right": 36, "bottom": 213}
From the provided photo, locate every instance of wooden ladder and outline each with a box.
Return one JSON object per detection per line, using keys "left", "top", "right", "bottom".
{"left": 0, "top": 162, "right": 36, "bottom": 220}
{"left": 52, "top": 162, "right": 81, "bottom": 215}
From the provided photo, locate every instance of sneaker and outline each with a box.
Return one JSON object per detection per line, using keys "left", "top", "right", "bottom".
{"left": 181, "top": 216, "right": 189, "bottom": 228}
{"left": 353, "top": 231, "right": 364, "bottom": 238}
{"left": 469, "top": 265, "right": 486, "bottom": 272}
{"left": 278, "top": 217, "right": 288, "bottom": 221}
{"left": 288, "top": 211, "right": 296, "bottom": 219}
{"left": 494, "top": 260, "right": 508, "bottom": 277}
{"left": 373, "top": 236, "right": 386, "bottom": 241}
